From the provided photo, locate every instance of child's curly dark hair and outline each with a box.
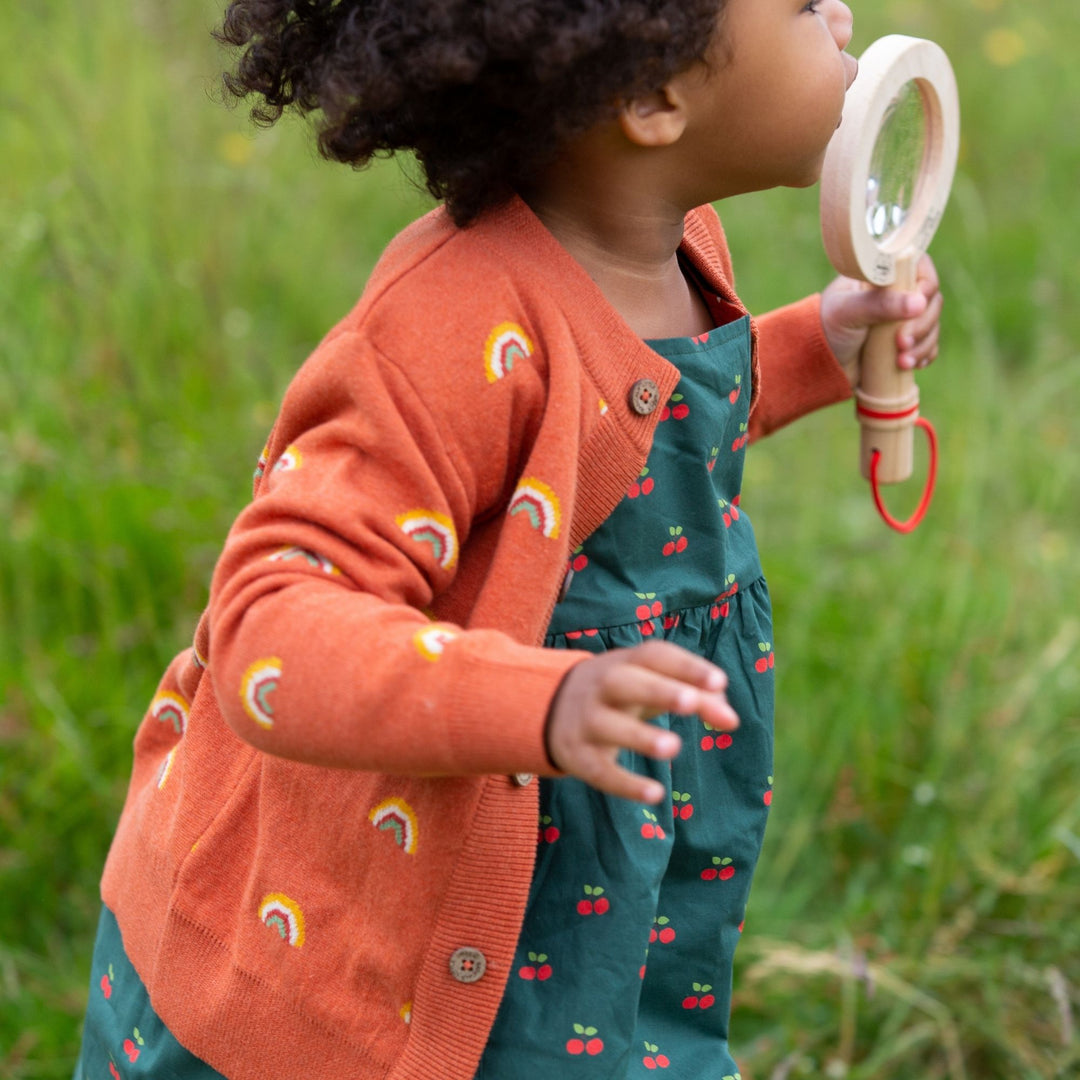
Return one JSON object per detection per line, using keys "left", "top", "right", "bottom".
{"left": 217, "top": 0, "right": 725, "bottom": 224}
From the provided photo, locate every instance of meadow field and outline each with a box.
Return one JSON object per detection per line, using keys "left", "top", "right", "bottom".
{"left": 2, "top": 0, "right": 1078, "bottom": 1076}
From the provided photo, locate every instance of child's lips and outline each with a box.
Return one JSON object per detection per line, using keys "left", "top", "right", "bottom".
{"left": 844, "top": 54, "right": 859, "bottom": 91}
{"left": 837, "top": 55, "right": 859, "bottom": 128}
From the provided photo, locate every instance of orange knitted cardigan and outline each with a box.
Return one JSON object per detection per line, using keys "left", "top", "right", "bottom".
{"left": 100, "top": 196, "right": 851, "bottom": 1080}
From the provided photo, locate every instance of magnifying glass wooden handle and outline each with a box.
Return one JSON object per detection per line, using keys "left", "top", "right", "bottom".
{"left": 855, "top": 255, "right": 919, "bottom": 483}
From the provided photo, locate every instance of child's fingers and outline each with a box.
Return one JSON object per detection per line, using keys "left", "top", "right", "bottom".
{"left": 600, "top": 663, "right": 738, "bottom": 729}
{"left": 569, "top": 727, "right": 669, "bottom": 804}
{"left": 897, "top": 289, "right": 943, "bottom": 369}
{"left": 588, "top": 759, "right": 667, "bottom": 805}
{"left": 586, "top": 706, "right": 682, "bottom": 763}
{"left": 625, "top": 640, "right": 729, "bottom": 693}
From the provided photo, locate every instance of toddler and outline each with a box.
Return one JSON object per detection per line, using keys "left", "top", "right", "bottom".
{"left": 75, "top": 0, "right": 942, "bottom": 1077}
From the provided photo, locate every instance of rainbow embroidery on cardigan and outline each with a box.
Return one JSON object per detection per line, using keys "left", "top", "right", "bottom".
{"left": 273, "top": 444, "right": 303, "bottom": 473}
{"left": 156, "top": 747, "right": 176, "bottom": 790}
{"left": 259, "top": 893, "right": 305, "bottom": 947}
{"left": 508, "top": 478, "right": 562, "bottom": 539}
{"left": 396, "top": 510, "right": 458, "bottom": 570}
{"left": 369, "top": 797, "right": 419, "bottom": 855}
{"left": 413, "top": 625, "right": 459, "bottom": 662}
{"left": 240, "top": 657, "right": 282, "bottom": 729}
{"left": 149, "top": 691, "right": 189, "bottom": 736}
{"left": 267, "top": 546, "right": 340, "bottom": 575}
{"left": 484, "top": 322, "right": 533, "bottom": 383}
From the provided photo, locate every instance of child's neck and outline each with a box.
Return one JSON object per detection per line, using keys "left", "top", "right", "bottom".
{"left": 522, "top": 172, "right": 715, "bottom": 341}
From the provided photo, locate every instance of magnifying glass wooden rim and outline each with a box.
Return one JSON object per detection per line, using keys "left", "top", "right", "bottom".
{"left": 821, "top": 35, "right": 960, "bottom": 287}
{"left": 820, "top": 34, "right": 960, "bottom": 511}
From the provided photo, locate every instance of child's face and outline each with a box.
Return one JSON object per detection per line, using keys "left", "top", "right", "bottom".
{"left": 679, "top": 0, "right": 857, "bottom": 200}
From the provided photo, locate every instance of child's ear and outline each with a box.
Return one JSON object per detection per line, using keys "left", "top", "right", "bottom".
{"left": 618, "top": 83, "right": 689, "bottom": 148}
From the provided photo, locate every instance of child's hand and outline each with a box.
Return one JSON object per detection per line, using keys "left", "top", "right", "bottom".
{"left": 545, "top": 642, "right": 738, "bottom": 804}
{"left": 820, "top": 254, "right": 943, "bottom": 385}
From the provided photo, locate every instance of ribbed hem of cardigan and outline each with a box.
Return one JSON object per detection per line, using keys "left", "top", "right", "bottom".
{"left": 128, "top": 907, "right": 395, "bottom": 1080}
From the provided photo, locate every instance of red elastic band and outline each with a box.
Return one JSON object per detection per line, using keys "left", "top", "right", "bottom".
{"left": 857, "top": 402, "right": 921, "bottom": 422}
{"left": 869, "top": 417, "right": 938, "bottom": 533}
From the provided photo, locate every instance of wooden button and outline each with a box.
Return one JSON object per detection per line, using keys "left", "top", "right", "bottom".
{"left": 629, "top": 378, "right": 660, "bottom": 415}
{"left": 449, "top": 947, "right": 487, "bottom": 983}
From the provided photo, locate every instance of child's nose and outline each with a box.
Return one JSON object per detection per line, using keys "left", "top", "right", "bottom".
{"left": 831, "top": 0, "right": 855, "bottom": 53}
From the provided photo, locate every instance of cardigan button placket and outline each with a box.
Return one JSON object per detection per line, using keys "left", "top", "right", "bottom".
{"left": 513, "top": 772, "right": 535, "bottom": 787}
{"left": 449, "top": 947, "right": 487, "bottom": 984}
{"left": 629, "top": 378, "right": 661, "bottom": 416}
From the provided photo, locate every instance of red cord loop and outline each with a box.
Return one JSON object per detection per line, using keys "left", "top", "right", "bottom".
{"left": 869, "top": 417, "right": 938, "bottom": 533}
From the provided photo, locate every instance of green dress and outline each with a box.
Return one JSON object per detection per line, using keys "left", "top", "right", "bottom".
{"left": 477, "top": 315, "right": 774, "bottom": 1079}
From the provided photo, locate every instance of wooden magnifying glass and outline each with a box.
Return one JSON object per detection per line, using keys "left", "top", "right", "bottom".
{"left": 820, "top": 36, "right": 960, "bottom": 531}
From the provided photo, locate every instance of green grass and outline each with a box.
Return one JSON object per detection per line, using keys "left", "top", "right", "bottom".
{"left": 2, "top": 1, "right": 1079, "bottom": 1076}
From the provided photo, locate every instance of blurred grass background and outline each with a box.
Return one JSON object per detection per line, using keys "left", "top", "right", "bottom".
{"left": 1, "top": 0, "right": 1078, "bottom": 1076}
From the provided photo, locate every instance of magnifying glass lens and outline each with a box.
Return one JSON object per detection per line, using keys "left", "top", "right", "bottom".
{"left": 866, "top": 81, "right": 927, "bottom": 242}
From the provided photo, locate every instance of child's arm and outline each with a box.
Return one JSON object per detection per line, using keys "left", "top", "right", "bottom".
{"left": 206, "top": 327, "right": 584, "bottom": 780}
{"left": 204, "top": 318, "right": 733, "bottom": 793}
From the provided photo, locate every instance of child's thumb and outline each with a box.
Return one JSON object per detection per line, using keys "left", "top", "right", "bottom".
{"left": 845, "top": 287, "right": 927, "bottom": 330}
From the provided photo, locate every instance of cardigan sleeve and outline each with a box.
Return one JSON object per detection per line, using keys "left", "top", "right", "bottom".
{"left": 748, "top": 294, "right": 854, "bottom": 442}
{"left": 206, "top": 328, "right": 585, "bottom": 777}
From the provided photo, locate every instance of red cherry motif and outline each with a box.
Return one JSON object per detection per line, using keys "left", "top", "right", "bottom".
{"left": 764, "top": 775, "right": 774, "bottom": 806}
{"left": 519, "top": 951, "right": 553, "bottom": 980}
{"left": 571, "top": 549, "right": 589, "bottom": 572}
{"left": 567, "top": 1024, "right": 603, "bottom": 1056}
{"left": 731, "top": 422, "right": 749, "bottom": 452}
{"left": 755, "top": 642, "right": 775, "bottom": 673}
{"left": 701, "top": 856, "right": 734, "bottom": 881}
{"left": 682, "top": 983, "right": 714, "bottom": 1009}
{"left": 123, "top": 1039, "right": 140, "bottom": 1063}
{"left": 700, "top": 726, "right": 734, "bottom": 751}
{"left": 640, "top": 808, "right": 666, "bottom": 840}
{"left": 109, "top": 1063, "right": 121, "bottom": 1080}
{"left": 729, "top": 374, "right": 742, "bottom": 404}
{"left": 537, "top": 815, "right": 560, "bottom": 844}
{"left": 718, "top": 498, "right": 740, "bottom": 528}
{"left": 662, "top": 525, "right": 687, "bottom": 557}
{"left": 707, "top": 446, "right": 720, "bottom": 473}
{"left": 671, "top": 791, "right": 694, "bottom": 820}
{"left": 649, "top": 916, "right": 675, "bottom": 944}
{"left": 100, "top": 973, "right": 113, "bottom": 1000}
{"left": 628, "top": 468, "right": 655, "bottom": 498}
{"left": 578, "top": 884, "right": 609, "bottom": 915}
{"left": 634, "top": 592, "right": 663, "bottom": 636}
{"left": 713, "top": 575, "right": 739, "bottom": 614}
{"left": 643, "top": 1041, "right": 671, "bottom": 1069}
{"left": 634, "top": 595, "right": 664, "bottom": 620}
{"left": 659, "top": 393, "right": 689, "bottom": 422}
